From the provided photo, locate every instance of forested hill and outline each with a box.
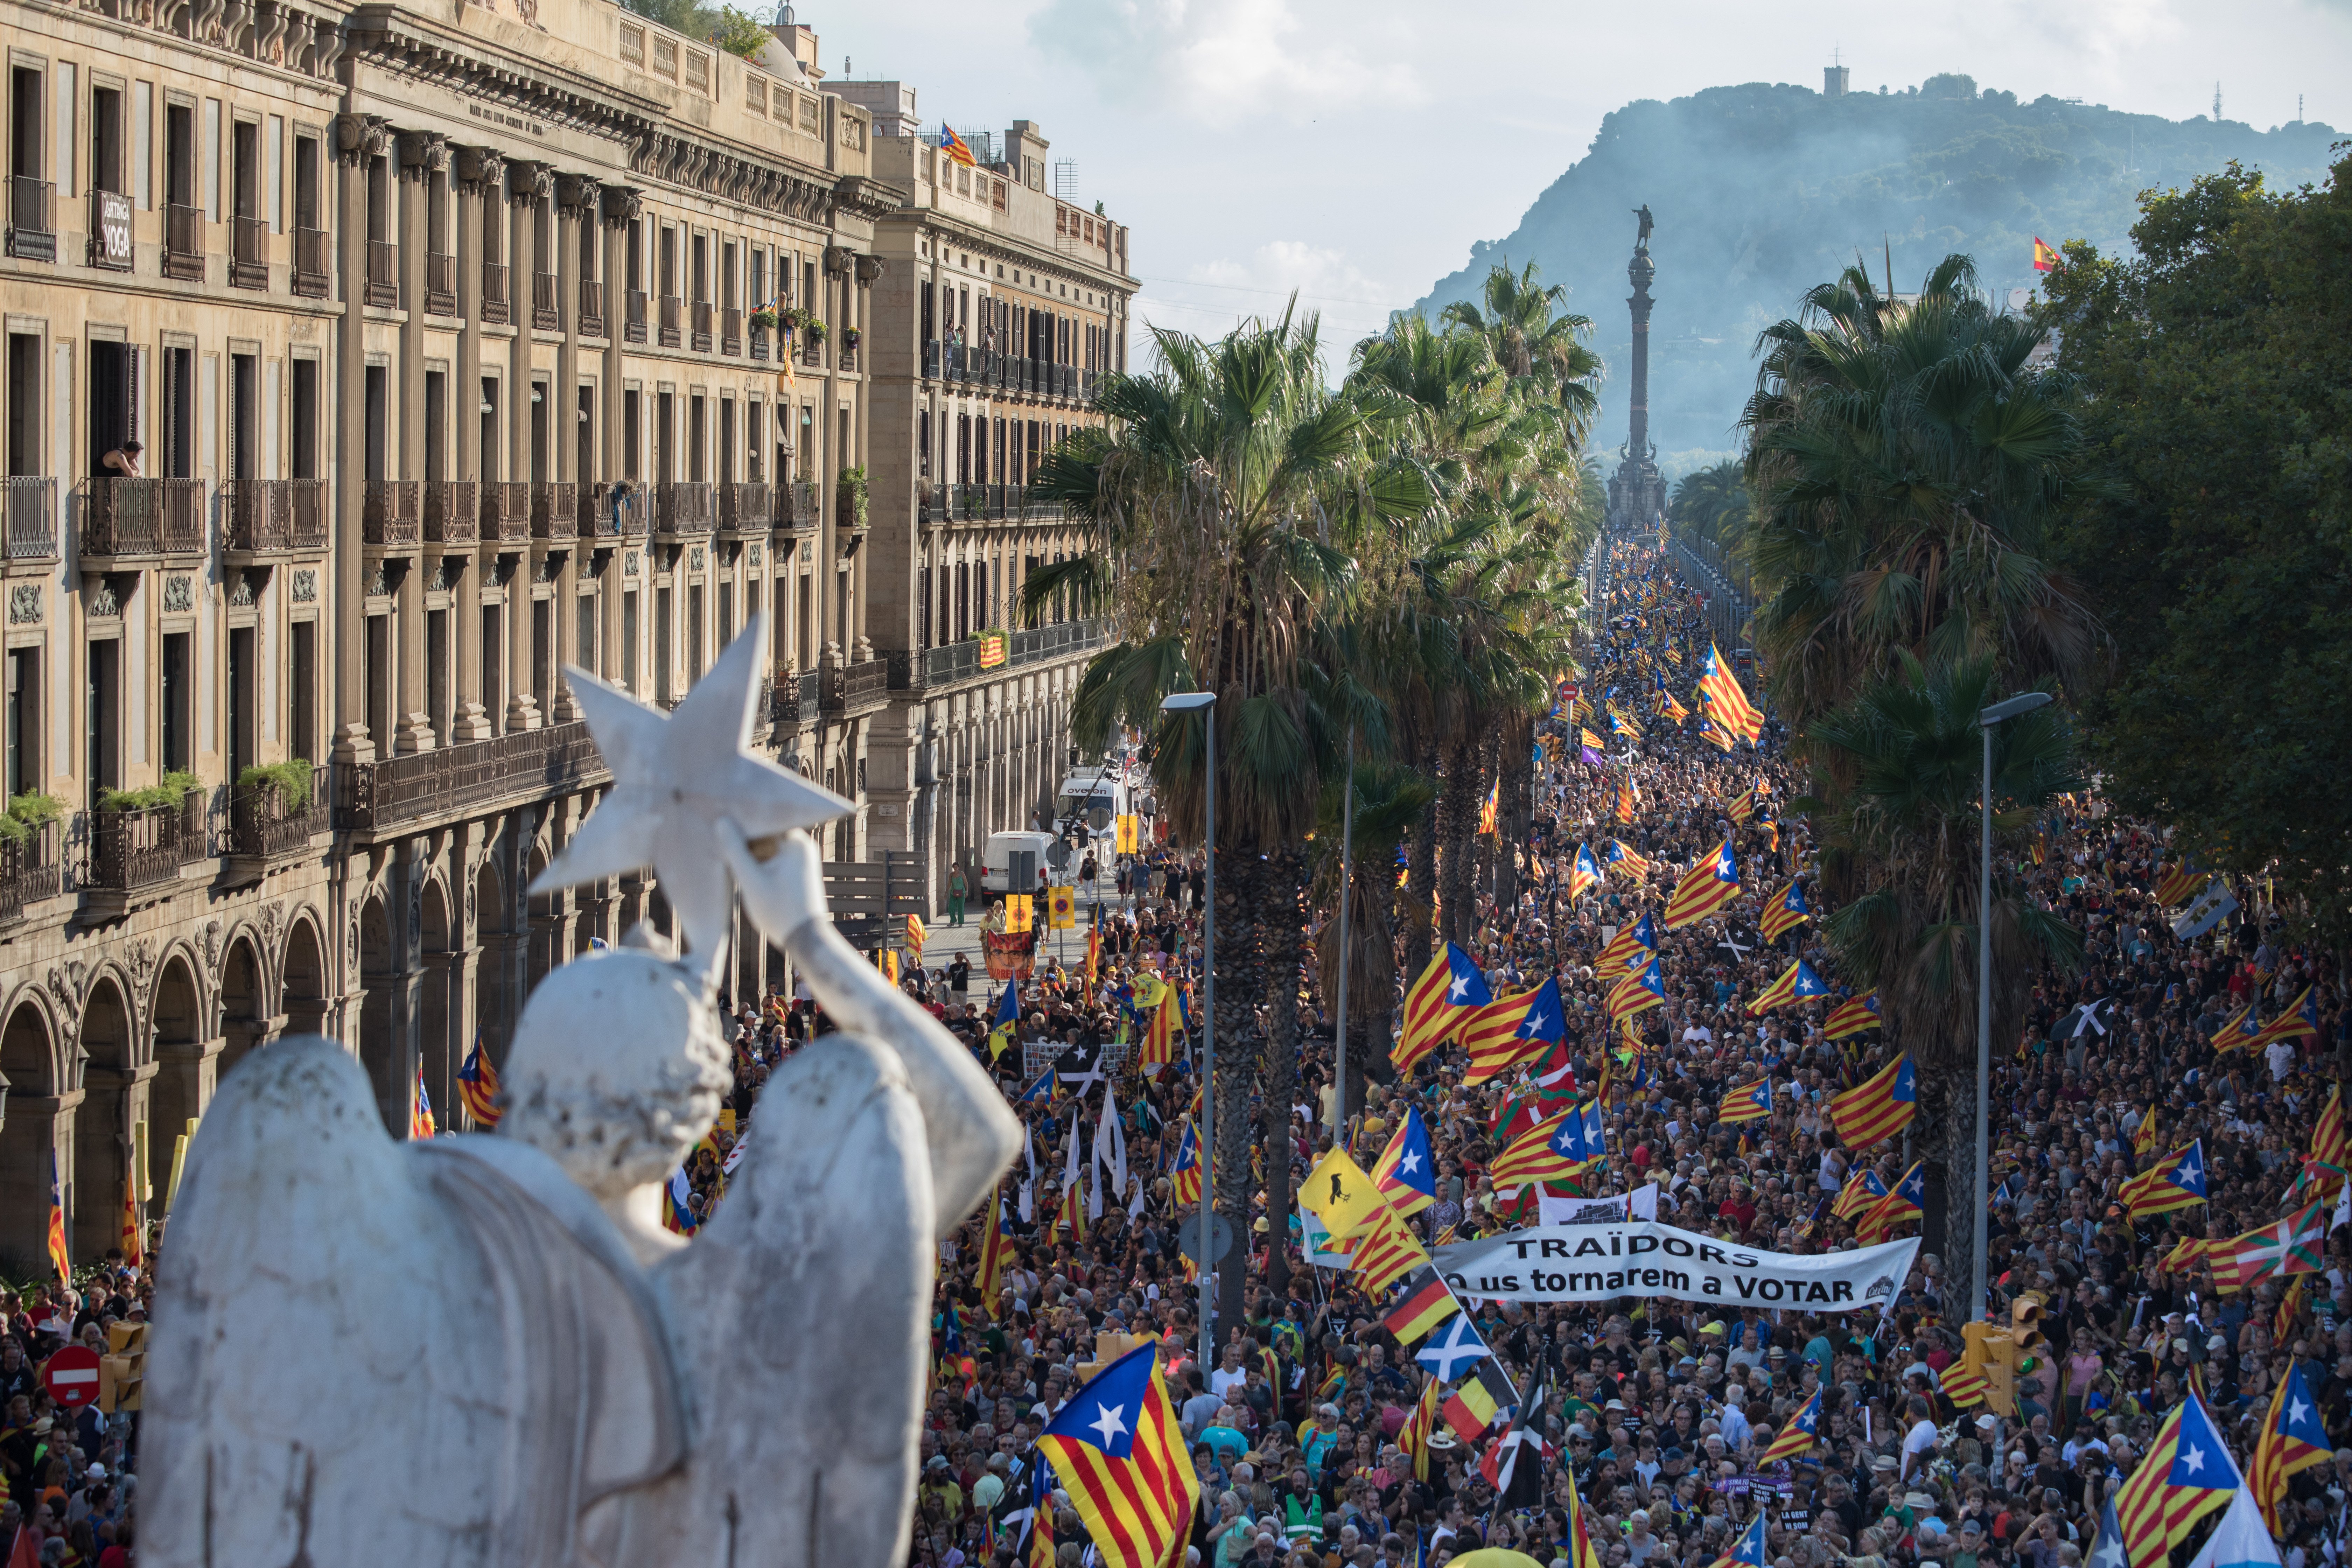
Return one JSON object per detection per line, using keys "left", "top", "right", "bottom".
{"left": 1413, "top": 75, "right": 2341, "bottom": 463}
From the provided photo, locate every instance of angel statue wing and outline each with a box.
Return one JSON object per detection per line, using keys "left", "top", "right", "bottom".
{"left": 143, "top": 1037, "right": 687, "bottom": 1568}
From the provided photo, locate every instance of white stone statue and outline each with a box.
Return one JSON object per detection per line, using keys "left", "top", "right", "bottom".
{"left": 142, "top": 616, "right": 1022, "bottom": 1568}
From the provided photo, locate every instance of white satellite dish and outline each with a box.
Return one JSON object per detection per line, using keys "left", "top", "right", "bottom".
{"left": 2008, "top": 287, "right": 2033, "bottom": 310}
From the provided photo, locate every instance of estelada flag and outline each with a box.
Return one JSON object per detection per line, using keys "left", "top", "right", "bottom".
{"left": 2247, "top": 986, "right": 2321, "bottom": 1052}
{"left": 1605, "top": 957, "right": 1666, "bottom": 1021}
{"left": 1337, "top": 1199, "right": 1428, "bottom": 1295}
{"left": 1370, "top": 1105, "right": 1438, "bottom": 1217}
{"left": 1489, "top": 1105, "right": 1596, "bottom": 1189}
{"left": 2133, "top": 1104, "right": 2161, "bottom": 1157}
{"left": 1615, "top": 781, "right": 1636, "bottom": 824}
{"left": 410, "top": 1064, "right": 437, "bottom": 1141}
{"left": 1036, "top": 1343, "right": 1199, "bottom": 1568}
{"left": 1748, "top": 958, "right": 1830, "bottom": 1014}
{"left": 940, "top": 123, "right": 980, "bottom": 168}
{"left": 1460, "top": 978, "right": 1567, "bottom": 1087}
{"left": 1828, "top": 1053, "right": 1917, "bottom": 1149}
{"left": 1717, "top": 1078, "right": 1772, "bottom": 1125}
{"left": 458, "top": 1032, "right": 503, "bottom": 1129}
{"left": 1829, "top": 1164, "right": 1888, "bottom": 1220}
{"left": 1756, "top": 1385, "right": 1823, "bottom": 1465}
{"left": 1664, "top": 838, "right": 1740, "bottom": 929}
{"left": 2032, "top": 236, "right": 2060, "bottom": 272}
{"left": 1759, "top": 879, "right": 1810, "bottom": 941}
{"left": 2122, "top": 1140, "right": 2208, "bottom": 1218}
{"left": 1823, "top": 992, "right": 1881, "bottom": 1040}
{"left": 2249, "top": 1360, "right": 2333, "bottom": 1532}
{"left": 1605, "top": 839, "right": 1651, "bottom": 879}
{"left": 1567, "top": 844, "right": 1603, "bottom": 899}
{"left": 2154, "top": 862, "right": 2204, "bottom": 906}
{"left": 1394, "top": 943, "right": 1490, "bottom": 1074}
{"left": 1137, "top": 987, "right": 1181, "bottom": 1075}
{"left": 1167, "top": 1120, "right": 1202, "bottom": 1208}
{"left": 2314, "top": 1085, "right": 2350, "bottom": 1170}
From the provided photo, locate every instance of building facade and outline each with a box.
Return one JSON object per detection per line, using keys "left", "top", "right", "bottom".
{"left": 827, "top": 88, "right": 1132, "bottom": 910}
{"left": 0, "top": 0, "right": 898, "bottom": 1267}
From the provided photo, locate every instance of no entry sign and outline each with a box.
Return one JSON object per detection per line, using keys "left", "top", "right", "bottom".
{"left": 41, "top": 1345, "right": 100, "bottom": 1408}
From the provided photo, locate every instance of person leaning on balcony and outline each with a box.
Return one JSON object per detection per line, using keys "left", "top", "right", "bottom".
{"left": 947, "top": 863, "right": 968, "bottom": 926}
{"left": 94, "top": 439, "right": 141, "bottom": 478}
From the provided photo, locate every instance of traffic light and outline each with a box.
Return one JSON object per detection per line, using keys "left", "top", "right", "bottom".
{"left": 2009, "top": 1295, "right": 2049, "bottom": 1407}
{"left": 99, "top": 1322, "right": 144, "bottom": 1414}
{"left": 1959, "top": 1321, "right": 2016, "bottom": 1416}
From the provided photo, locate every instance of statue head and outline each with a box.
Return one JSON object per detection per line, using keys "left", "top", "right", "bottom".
{"left": 498, "top": 943, "right": 729, "bottom": 1202}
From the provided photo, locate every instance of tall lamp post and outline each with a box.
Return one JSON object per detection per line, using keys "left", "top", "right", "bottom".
{"left": 1974, "top": 690, "right": 2053, "bottom": 1327}
{"left": 1162, "top": 689, "right": 1217, "bottom": 1372}
{"left": 1330, "top": 723, "right": 1355, "bottom": 1147}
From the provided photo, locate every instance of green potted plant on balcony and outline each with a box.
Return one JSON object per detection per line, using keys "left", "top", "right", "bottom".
{"left": 836, "top": 466, "right": 869, "bottom": 529}
{"left": 842, "top": 327, "right": 862, "bottom": 352}
{"left": 236, "top": 759, "right": 315, "bottom": 810}
{"left": 98, "top": 770, "right": 204, "bottom": 814}
{"left": 802, "top": 314, "right": 830, "bottom": 347}
{"left": 750, "top": 304, "right": 780, "bottom": 334}
{"left": 0, "top": 791, "right": 61, "bottom": 847}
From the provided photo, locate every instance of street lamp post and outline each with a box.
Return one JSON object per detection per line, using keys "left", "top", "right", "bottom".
{"left": 1331, "top": 723, "right": 1354, "bottom": 1148}
{"left": 1974, "top": 689, "right": 2053, "bottom": 1329}
{"left": 1162, "top": 690, "right": 1217, "bottom": 1373}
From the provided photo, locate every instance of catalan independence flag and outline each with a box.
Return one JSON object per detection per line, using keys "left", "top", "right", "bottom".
{"left": 939, "top": 123, "right": 980, "bottom": 168}
{"left": 1854, "top": 1161, "right": 1926, "bottom": 1244}
{"left": 2314, "top": 1085, "right": 2350, "bottom": 1170}
{"left": 1755, "top": 1386, "right": 1823, "bottom": 1465}
{"left": 410, "top": 1064, "right": 438, "bottom": 1141}
{"left": 1759, "top": 879, "right": 1810, "bottom": 941}
{"left": 1606, "top": 839, "right": 1652, "bottom": 879}
{"left": 1822, "top": 992, "right": 1881, "bottom": 1041}
{"left": 44, "top": 1152, "right": 69, "bottom": 1287}
{"left": 1696, "top": 643, "right": 1764, "bottom": 745}
{"left": 1747, "top": 958, "right": 1830, "bottom": 1014}
{"left": 1605, "top": 956, "right": 1667, "bottom": 1021}
{"left": 1664, "top": 838, "right": 1740, "bottom": 929}
{"left": 2210, "top": 1003, "right": 2263, "bottom": 1054}
{"left": 2154, "top": 861, "right": 2204, "bottom": 907}
{"left": 1338, "top": 1199, "right": 1430, "bottom": 1294}
{"left": 1568, "top": 844, "right": 1603, "bottom": 900}
{"left": 2123, "top": 1140, "right": 2208, "bottom": 1219}
{"left": 1138, "top": 985, "right": 1182, "bottom": 1075}
{"left": 1596, "top": 912, "right": 1659, "bottom": 975}
{"left": 1461, "top": 977, "right": 1568, "bottom": 1087}
{"left": 1726, "top": 788, "right": 1756, "bottom": 824}
{"left": 1717, "top": 1078, "right": 1772, "bottom": 1125}
{"left": 974, "top": 1198, "right": 1014, "bottom": 1317}
{"left": 2246, "top": 986, "right": 2320, "bottom": 1052}
{"left": 1489, "top": 1106, "right": 1596, "bottom": 1189}
{"left": 1830, "top": 1164, "right": 1888, "bottom": 1220}
{"left": 1370, "top": 1105, "right": 1438, "bottom": 1217}
{"left": 1395, "top": 943, "right": 1490, "bottom": 1074}
{"left": 2109, "top": 1394, "right": 2234, "bottom": 1568}
{"left": 457, "top": 1032, "right": 502, "bottom": 1129}
{"left": 1168, "top": 1120, "right": 1202, "bottom": 1209}
{"left": 2249, "top": 1360, "right": 2333, "bottom": 1533}
{"left": 1615, "top": 780, "right": 1636, "bottom": 824}
{"left": 1828, "top": 1054, "right": 1916, "bottom": 1149}
{"left": 1036, "top": 1342, "right": 1199, "bottom": 1568}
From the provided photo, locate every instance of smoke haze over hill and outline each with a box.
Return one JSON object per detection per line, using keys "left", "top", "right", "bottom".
{"left": 1413, "top": 75, "right": 2341, "bottom": 464}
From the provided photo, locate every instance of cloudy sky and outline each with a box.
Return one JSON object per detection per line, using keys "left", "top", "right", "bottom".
{"left": 810, "top": 0, "right": 2352, "bottom": 357}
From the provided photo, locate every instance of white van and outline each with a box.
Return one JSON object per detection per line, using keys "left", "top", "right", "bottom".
{"left": 1052, "top": 766, "right": 1129, "bottom": 838}
{"left": 979, "top": 830, "right": 1059, "bottom": 894}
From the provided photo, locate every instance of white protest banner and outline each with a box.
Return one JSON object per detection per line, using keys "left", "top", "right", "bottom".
{"left": 1539, "top": 1186, "right": 1660, "bottom": 1226}
{"left": 1432, "top": 1221, "right": 1918, "bottom": 1313}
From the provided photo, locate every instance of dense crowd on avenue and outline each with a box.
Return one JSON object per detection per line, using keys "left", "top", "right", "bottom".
{"left": 8, "top": 540, "right": 2349, "bottom": 1568}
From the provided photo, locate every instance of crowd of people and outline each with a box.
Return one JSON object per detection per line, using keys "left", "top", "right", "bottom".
{"left": 769, "top": 535, "right": 2348, "bottom": 1568}
{"left": 16, "top": 536, "right": 2350, "bottom": 1568}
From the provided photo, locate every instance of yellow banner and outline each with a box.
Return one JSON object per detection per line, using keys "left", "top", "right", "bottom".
{"left": 1300, "top": 1149, "right": 1387, "bottom": 1244}
{"left": 1006, "top": 894, "right": 1033, "bottom": 933}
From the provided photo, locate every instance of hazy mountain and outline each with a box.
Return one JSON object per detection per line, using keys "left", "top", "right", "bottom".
{"left": 1414, "top": 75, "right": 2340, "bottom": 466}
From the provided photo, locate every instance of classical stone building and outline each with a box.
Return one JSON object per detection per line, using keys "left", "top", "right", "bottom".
{"left": 0, "top": 0, "right": 896, "bottom": 1268}
{"left": 824, "top": 86, "right": 1132, "bottom": 910}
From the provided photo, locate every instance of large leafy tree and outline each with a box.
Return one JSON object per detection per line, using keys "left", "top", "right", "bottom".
{"left": 2041, "top": 156, "right": 2352, "bottom": 952}
{"left": 1738, "top": 255, "right": 2101, "bottom": 735}
{"left": 1028, "top": 308, "right": 1423, "bottom": 1324}
{"left": 1802, "top": 654, "right": 2085, "bottom": 1293}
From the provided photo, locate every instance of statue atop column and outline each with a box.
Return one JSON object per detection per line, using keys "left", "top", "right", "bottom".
{"left": 1607, "top": 205, "right": 1669, "bottom": 538}
{"left": 139, "top": 614, "right": 1023, "bottom": 1568}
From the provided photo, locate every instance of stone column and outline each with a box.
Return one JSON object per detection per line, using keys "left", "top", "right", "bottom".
{"left": 393, "top": 134, "right": 442, "bottom": 758}
{"left": 598, "top": 189, "right": 637, "bottom": 689}
{"left": 332, "top": 114, "right": 390, "bottom": 765}
{"left": 551, "top": 175, "right": 597, "bottom": 725}
{"left": 2, "top": 1096, "right": 78, "bottom": 1263}
{"left": 505, "top": 163, "right": 552, "bottom": 733}
{"left": 451, "top": 146, "right": 503, "bottom": 744}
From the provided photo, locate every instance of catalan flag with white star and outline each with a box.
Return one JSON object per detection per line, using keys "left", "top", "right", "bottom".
{"left": 1370, "top": 1105, "right": 1437, "bottom": 1217}
{"left": 1606, "top": 839, "right": 1652, "bottom": 879}
{"left": 1717, "top": 1077, "right": 1772, "bottom": 1125}
{"left": 2122, "top": 1140, "right": 2209, "bottom": 1219}
{"left": 1697, "top": 642, "right": 1764, "bottom": 745}
{"left": 1568, "top": 843, "right": 1603, "bottom": 899}
{"left": 1035, "top": 1342, "right": 1200, "bottom": 1568}
{"left": 1748, "top": 958, "right": 1830, "bottom": 1014}
{"left": 457, "top": 1032, "right": 502, "bottom": 1129}
{"left": 2249, "top": 1360, "right": 2332, "bottom": 1533}
{"left": 1823, "top": 992, "right": 1881, "bottom": 1041}
{"left": 1829, "top": 1054, "right": 1917, "bottom": 1149}
{"left": 1759, "top": 879, "right": 1810, "bottom": 940}
{"left": 1664, "top": 838, "right": 1740, "bottom": 929}
{"left": 1395, "top": 943, "right": 1491, "bottom": 1074}
{"left": 1756, "top": 1386, "right": 1823, "bottom": 1465}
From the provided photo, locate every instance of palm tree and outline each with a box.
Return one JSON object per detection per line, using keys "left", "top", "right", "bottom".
{"left": 1737, "top": 255, "right": 2102, "bottom": 736}
{"left": 1802, "top": 652, "right": 2086, "bottom": 1295}
{"left": 1310, "top": 761, "right": 1437, "bottom": 1117}
{"left": 1026, "top": 306, "right": 1425, "bottom": 1325}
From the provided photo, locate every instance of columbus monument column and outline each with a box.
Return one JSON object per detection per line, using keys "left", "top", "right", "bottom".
{"left": 1606, "top": 205, "right": 1668, "bottom": 536}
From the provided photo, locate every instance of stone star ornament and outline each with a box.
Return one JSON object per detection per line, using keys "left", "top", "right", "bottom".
{"left": 531, "top": 611, "right": 853, "bottom": 969}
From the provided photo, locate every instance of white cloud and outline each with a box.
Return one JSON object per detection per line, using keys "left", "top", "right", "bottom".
{"left": 1027, "top": 0, "right": 1422, "bottom": 120}
{"left": 1131, "top": 240, "right": 1402, "bottom": 372}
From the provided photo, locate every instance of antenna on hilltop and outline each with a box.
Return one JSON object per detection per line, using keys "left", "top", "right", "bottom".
{"left": 2212, "top": 82, "right": 2223, "bottom": 120}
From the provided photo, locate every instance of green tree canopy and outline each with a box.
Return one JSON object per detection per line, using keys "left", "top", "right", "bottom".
{"left": 2044, "top": 155, "right": 2352, "bottom": 946}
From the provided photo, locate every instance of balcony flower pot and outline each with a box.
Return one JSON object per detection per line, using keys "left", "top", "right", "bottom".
{"left": 750, "top": 307, "right": 780, "bottom": 333}
{"left": 836, "top": 467, "right": 869, "bottom": 529}
{"left": 842, "top": 328, "right": 861, "bottom": 350}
